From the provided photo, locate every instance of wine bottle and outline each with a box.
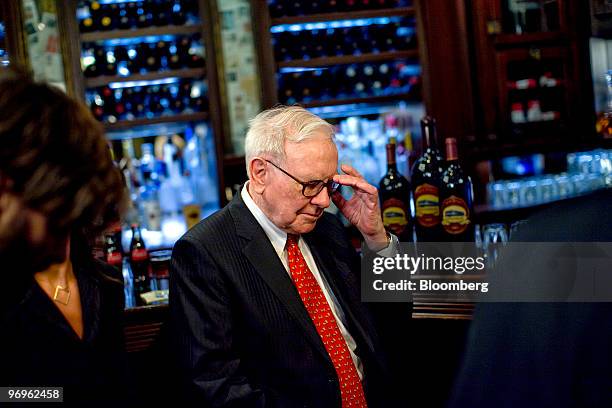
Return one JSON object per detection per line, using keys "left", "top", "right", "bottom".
{"left": 88, "top": 1, "right": 102, "bottom": 31}
{"left": 99, "top": 3, "right": 116, "bottom": 31}
{"left": 80, "top": 15, "right": 95, "bottom": 33}
{"left": 155, "top": 41, "right": 170, "bottom": 69}
{"left": 135, "top": 1, "right": 152, "bottom": 28}
{"left": 90, "top": 90, "right": 105, "bottom": 122}
{"left": 379, "top": 136, "right": 412, "bottom": 242}
{"left": 145, "top": 44, "right": 161, "bottom": 72}
{"left": 117, "top": 2, "right": 132, "bottom": 29}
{"left": 411, "top": 117, "right": 444, "bottom": 241}
{"left": 171, "top": 0, "right": 187, "bottom": 25}
{"left": 439, "top": 138, "right": 474, "bottom": 241}
{"left": 176, "top": 36, "right": 192, "bottom": 66}
{"left": 269, "top": 0, "right": 285, "bottom": 18}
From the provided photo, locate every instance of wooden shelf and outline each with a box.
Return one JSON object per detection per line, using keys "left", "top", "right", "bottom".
{"left": 270, "top": 7, "right": 415, "bottom": 25}
{"left": 124, "top": 304, "right": 168, "bottom": 353}
{"left": 85, "top": 67, "right": 206, "bottom": 88}
{"left": 300, "top": 93, "right": 413, "bottom": 108}
{"left": 494, "top": 31, "right": 568, "bottom": 46}
{"left": 103, "top": 112, "right": 208, "bottom": 131}
{"left": 277, "top": 49, "right": 418, "bottom": 68}
{"left": 80, "top": 24, "right": 203, "bottom": 42}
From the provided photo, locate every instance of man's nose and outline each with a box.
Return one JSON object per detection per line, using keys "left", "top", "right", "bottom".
{"left": 310, "top": 186, "right": 331, "bottom": 208}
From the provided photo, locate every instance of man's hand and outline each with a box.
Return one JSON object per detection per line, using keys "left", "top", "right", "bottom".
{"left": 332, "top": 164, "right": 389, "bottom": 251}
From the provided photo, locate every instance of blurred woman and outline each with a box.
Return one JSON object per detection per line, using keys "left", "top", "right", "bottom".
{"left": 0, "top": 68, "right": 129, "bottom": 403}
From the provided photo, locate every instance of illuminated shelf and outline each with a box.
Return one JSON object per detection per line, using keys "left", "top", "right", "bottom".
{"left": 300, "top": 93, "right": 413, "bottom": 108}
{"left": 103, "top": 112, "right": 208, "bottom": 131}
{"left": 80, "top": 24, "right": 203, "bottom": 42}
{"left": 84, "top": 67, "right": 206, "bottom": 88}
{"left": 277, "top": 50, "right": 418, "bottom": 68}
{"left": 270, "top": 7, "right": 415, "bottom": 26}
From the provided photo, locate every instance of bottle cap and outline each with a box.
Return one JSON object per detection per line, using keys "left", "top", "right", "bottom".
{"left": 385, "top": 114, "right": 398, "bottom": 129}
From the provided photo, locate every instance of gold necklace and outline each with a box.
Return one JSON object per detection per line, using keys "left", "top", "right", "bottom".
{"left": 35, "top": 263, "right": 72, "bottom": 306}
{"left": 53, "top": 284, "right": 71, "bottom": 305}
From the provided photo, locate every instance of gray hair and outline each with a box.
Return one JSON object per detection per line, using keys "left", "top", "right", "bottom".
{"left": 244, "top": 105, "right": 335, "bottom": 177}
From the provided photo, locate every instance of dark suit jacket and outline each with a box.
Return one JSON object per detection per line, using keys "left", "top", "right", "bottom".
{"left": 170, "top": 192, "right": 393, "bottom": 408}
{"left": 449, "top": 189, "right": 612, "bottom": 408}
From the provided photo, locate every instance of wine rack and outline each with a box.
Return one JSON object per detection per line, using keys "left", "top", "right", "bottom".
{"left": 258, "top": 1, "right": 422, "bottom": 110}
{"left": 59, "top": 0, "right": 227, "bottom": 262}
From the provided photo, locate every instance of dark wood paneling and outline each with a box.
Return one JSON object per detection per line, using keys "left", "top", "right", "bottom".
{"left": 0, "top": 0, "right": 28, "bottom": 67}
{"left": 250, "top": 0, "right": 278, "bottom": 109}
{"left": 417, "top": 0, "right": 476, "bottom": 144}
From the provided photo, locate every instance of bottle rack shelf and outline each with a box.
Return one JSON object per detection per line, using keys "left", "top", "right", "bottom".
{"left": 85, "top": 67, "right": 206, "bottom": 88}
{"left": 301, "top": 93, "right": 413, "bottom": 108}
{"left": 103, "top": 112, "right": 209, "bottom": 131}
{"left": 80, "top": 24, "right": 203, "bottom": 42}
{"left": 270, "top": 7, "right": 415, "bottom": 25}
{"left": 277, "top": 50, "right": 418, "bottom": 68}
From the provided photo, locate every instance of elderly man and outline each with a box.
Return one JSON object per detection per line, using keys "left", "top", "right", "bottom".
{"left": 170, "top": 106, "right": 401, "bottom": 407}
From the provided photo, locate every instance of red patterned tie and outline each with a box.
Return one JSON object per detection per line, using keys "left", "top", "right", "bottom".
{"left": 286, "top": 234, "right": 367, "bottom": 408}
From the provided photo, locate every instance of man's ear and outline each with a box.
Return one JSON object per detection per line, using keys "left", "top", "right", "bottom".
{"left": 249, "top": 158, "right": 268, "bottom": 194}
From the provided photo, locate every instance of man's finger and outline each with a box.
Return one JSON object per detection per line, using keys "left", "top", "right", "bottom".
{"left": 333, "top": 174, "right": 378, "bottom": 195}
{"left": 340, "top": 163, "right": 364, "bottom": 179}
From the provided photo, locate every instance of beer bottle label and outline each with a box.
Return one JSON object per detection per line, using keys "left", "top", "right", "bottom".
{"left": 414, "top": 183, "right": 440, "bottom": 227}
{"left": 381, "top": 197, "right": 408, "bottom": 236}
{"left": 441, "top": 195, "right": 471, "bottom": 234}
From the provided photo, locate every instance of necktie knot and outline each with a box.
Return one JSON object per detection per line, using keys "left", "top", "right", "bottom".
{"left": 286, "top": 234, "right": 299, "bottom": 249}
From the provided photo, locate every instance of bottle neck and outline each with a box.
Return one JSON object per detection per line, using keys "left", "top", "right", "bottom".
{"left": 445, "top": 138, "right": 459, "bottom": 162}
{"left": 421, "top": 116, "right": 438, "bottom": 150}
{"left": 386, "top": 143, "right": 397, "bottom": 172}
{"left": 132, "top": 227, "right": 141, "bottom": 242}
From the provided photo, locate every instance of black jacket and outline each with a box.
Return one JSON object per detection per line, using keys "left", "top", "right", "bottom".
{"left": 449, "top": 189, "right": 612, "bottom": 408}
{"left": 0, "top": 255, "right": 128, "bottom": 405}
{"left": 170, "top": 192, "right": 394, "bottom": 408}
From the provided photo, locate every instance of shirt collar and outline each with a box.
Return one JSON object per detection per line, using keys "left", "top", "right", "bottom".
{"left": 241, "top": 182, "right": 292, "bottom": 258}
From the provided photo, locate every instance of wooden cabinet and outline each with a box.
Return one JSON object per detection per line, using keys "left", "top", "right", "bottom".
{"left": 467, "top": 0, "right": 596, "bottom": 160}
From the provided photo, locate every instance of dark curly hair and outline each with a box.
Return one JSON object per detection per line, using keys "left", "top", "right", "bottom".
{"left": 0, "top": 68, "right": 127, "bottom": 238}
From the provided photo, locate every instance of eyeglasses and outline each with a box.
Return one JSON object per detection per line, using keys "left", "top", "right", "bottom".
{"left": 264, "top": 159, "right": 340, "bottom": 198}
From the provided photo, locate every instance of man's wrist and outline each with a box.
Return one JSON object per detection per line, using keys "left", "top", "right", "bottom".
{"left": 364, "top": 230, "right": 391, "bottom": 252}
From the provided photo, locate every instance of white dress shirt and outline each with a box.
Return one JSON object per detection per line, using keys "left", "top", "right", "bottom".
{"left": 241, "top": 182, "right": 365, "bottom": 379}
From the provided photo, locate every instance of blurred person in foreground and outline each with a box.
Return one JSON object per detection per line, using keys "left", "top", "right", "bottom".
{"left": 449, "top": 187, "right": 612, "bottom": 408}
{"left": 0, "top": 68, "right": 129, "bottom": 404}
{"left": 170, "top": 105, "right": 410, "bottom": 407}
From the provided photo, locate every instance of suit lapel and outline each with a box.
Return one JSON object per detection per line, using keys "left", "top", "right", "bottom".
{"left": 228, "top": 193, "right": 331, "bottom": 363}
{"left": 304, "top": 232, "right": 376, "bottom": 355}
